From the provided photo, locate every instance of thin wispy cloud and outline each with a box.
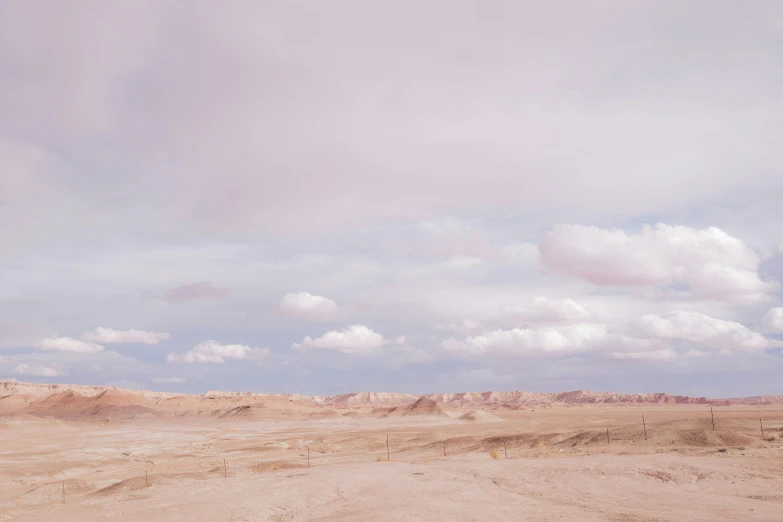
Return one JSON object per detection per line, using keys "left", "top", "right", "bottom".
{"left": 162, "top": 282, "right": 229, "bottom": 304}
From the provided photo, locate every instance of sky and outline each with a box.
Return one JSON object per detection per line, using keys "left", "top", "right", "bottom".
{"left": 1, "top": 1, "right": 782, "bottom": 397}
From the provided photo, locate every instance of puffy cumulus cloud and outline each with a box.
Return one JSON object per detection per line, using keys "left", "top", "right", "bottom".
{"left": 162, "top": 282, "right": 229, "bottom": 303}
{"left": 279, "top": 292, "right": 338, "bottom": 321}
{"left": 624, "top": 311, "right": 781, "bottom": 353}
{"left": 153, "top": 376, "right": 186, "bottom": 383}
{"left": 443, "top": 323, "right": 609, "bottom": 358}
{"left": 292, "top": 325, "right": 386, "bottom": 355}
{"left": 762, "top": 308, "right": 783, "bottom": 333}
{"left": 14, "top": 363, "right": 61, "bottom": 377}
{"left": 36, "top": 337, "right": 104, "bottom": 353}
{"left": 539, "top": 224, "right": 778, "bottom": 302}
{"left": 166, "top": 341, "right": 268, "bottom": 364}
{"left": 81, "top": 327, "right": 171, "bottom": 345}
{"left": 502, "top": 297, "right": 596, "bottom": 326}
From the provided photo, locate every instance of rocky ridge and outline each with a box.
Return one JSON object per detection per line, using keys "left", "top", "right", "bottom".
{"left": 1, "top": 380, "right": 766, "bottom": 411}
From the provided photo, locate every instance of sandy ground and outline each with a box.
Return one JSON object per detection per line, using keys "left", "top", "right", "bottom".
{"left": 1, "top": 405, "right": 782, "bottom": 521}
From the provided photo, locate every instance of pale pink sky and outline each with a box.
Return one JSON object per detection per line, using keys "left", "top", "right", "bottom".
{"left": 1, "top": 1, "right": 782, "bottom": 396}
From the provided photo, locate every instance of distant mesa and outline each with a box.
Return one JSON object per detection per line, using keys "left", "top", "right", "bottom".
{"left": 0, "top": 379, "right": 774, "bottom": 424}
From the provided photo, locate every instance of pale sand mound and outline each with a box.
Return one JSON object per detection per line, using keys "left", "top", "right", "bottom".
{"left": 459, "top": 410, "right": 502, "bottom": 422}
{"left": 15, "top": 479, "right": 95, "bottom": 506}
{"left": 307, "top": 410, "right": 342, "bottom": 420}
{"left": 92, "top": 473, "right": 213, "bottom": 497}
{"left": 249, "top": 461, "right": 307, "bottom": 473}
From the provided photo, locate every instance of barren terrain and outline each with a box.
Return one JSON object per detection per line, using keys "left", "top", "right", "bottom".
{"left": 1, "top": 381, "right": 782, "bottom": 521}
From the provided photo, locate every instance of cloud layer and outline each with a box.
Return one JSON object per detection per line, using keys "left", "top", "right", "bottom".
{"left": 162, "top": 282, "right": 229, "bottom": 304}
{"left": 1, "top": 3, "right": 783, "bottom": 394}
{"left": 442, "top": 310, "right": 781, "bottom": 361}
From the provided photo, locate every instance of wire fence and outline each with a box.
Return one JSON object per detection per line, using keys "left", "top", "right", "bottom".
{"left": 7, "top": 410, "right": 783, "bottom": 508}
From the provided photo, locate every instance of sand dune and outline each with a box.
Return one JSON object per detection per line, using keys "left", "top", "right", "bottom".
{"left": 15, "top": 480, "right": 95, "bottom": 507}
{"left": 307, "top": 409, "right": 343, "bottom": 420}
{"left": 458, "top": 410, "right": 502, "bottom": 422}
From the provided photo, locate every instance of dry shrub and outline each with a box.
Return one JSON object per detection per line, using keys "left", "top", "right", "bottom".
{"left": 376, "top": 455, "right": 388, "bottom": 462}
{"left": 490, "top": 450, "right": 500, "bottom": 460}
{"left": 536, "top": 440, "right": 551, "bottom": 457}
{"left": 765, "top": 434, "right": 778, "bottom": 442}
{"left": 424, "top": 457, "right": 432, "bottom": 463}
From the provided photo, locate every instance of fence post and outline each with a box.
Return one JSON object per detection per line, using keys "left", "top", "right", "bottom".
{"left": 711, "top": 407, "right": 715, "bottom": 431}
{"left": 642, "top": 415, "right": 647, "bottom": 440}
{"left": 760, "top": 419, "right": 765, "bottom": 438}
{"left": 443, "top": 442, "right": 446, "bottom": 458}
{"left": 503, "top": 439, "right": 508, "bottom": 458}
{"left": 606, "top": 428, "right": 610, "bottom": 446}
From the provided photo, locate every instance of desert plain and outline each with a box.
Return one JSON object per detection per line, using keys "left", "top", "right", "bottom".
{"left": 1, "top": 381, "right": 782, "bottom": 521}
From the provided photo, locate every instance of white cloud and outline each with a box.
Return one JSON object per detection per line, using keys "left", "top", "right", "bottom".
{"left": 606, "top": 349, "right": 678, "bottom": 361}
{"left": 167, "top": 341, "right": 268, "bottom": 364}
{"left": 434, "top": 319, "right": 484, "bottom": 336}
{"left": 440, "top": 309, "right": 781, "bottom": 360}
{"left": 625, "top": 310, "right": 781, "bottom": 353}
{"left": 762, "top": 307, "right": 783, "bottom": 333}
{"left": 292, "top": 325, "right": 386, "bottom": 355}
{"left": 279, "top": 292, "right": 338, "bottom": 321}
{"left": 539, "top": 224, "right": 778, "bottom": 302}
{"left": 81, "top": 327, "right": 171, "bottom": 345}
{"left": 14, "top": 363, "right": 61, "bottom": 377}
{"left": 153, "top": 376, "right": 186, "bottom": 383}
{"left": 502, "top": 297, "right": 596, "bottom": 326}
{"left": 36, "top": 337, "right": 104, "bottom": 353}
{"left": 443, "top": 323, "right": 609, "bottom": 358}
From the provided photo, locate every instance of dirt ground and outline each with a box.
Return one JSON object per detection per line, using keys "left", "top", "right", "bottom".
{"left": 1, "top": 404, "right": 782, "bottom": 521}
